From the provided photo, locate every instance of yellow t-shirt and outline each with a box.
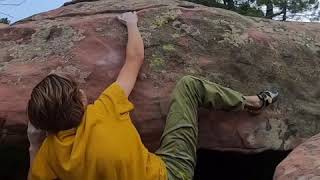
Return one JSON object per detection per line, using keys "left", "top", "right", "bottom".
{"left": 30, "top": 83, "right": 167, "bottom": 180}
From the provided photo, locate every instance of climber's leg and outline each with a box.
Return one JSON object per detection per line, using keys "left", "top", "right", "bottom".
{"left": 155, "top": 75, "right": 246, "bottom": 180}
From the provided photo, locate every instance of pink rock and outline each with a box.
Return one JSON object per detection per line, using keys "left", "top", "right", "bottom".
{"left": 274, "top": 133, "right": 320, "bottom": 180}
{"left": 0, "top": 0, "right": 319, "bottom": 156}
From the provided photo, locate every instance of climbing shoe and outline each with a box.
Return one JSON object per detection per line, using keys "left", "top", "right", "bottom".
{"left": 257, "top": 90, "right": 279, "bottom": 108}
{"left": 247, "top": 90, "right": 279, "bottom": 114}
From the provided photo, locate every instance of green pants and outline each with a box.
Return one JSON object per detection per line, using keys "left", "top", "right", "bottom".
{"left": 155, "top": 75, "right": 245, "bottom": 180}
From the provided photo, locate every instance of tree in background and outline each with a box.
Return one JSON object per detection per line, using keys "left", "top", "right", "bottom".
{"left": 224, "top": 0, "right": 236, "bottom": 10}
{"left": 237, "top": 1, "right": 264, "bottom": 17}
{"left": 257, "top": 0, "right": 319, "bottom": 21}
{"left": 186, "top": 0, "right": 226, "bottom": 9}
{"left": 188, "top": 0, "right": 319, "bottom": 21}
{"left": 309, "top": 1, "right": 320, "bottom": 21}
{"left": 0, "top": 17, "right": 10, "bottom": 24}
{"left": 287, "top": 0, "right": 319, "bottom": 21}
{"left": 187, "top": 0, "right": 265, "bottom": 17}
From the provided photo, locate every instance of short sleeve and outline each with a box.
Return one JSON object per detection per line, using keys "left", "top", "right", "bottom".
{"left": 97, "top": 82, "right": 134, "bottom": 115}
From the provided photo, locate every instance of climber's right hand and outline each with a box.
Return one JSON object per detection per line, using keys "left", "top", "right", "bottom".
{"left": 116, "top": 11, "right": 144, "bottom": 96}
{"left": 117, "top": 11, "right": 138, "bottom": 27}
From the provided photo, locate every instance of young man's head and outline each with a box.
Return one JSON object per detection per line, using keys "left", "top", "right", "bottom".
{"left": 27, "top": 74, "right": 87, "bottom": 133}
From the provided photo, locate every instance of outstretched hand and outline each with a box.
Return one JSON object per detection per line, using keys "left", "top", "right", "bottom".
{"left": 115, "top": 11, "right": 144, "bottom": 96}
{"left": 117, "top": 12, "right": 138, "bottom": 26}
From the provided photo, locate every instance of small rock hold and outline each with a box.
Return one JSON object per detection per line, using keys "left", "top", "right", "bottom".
{"left": 139, "top": 73, "right": 147, "bottom": 80}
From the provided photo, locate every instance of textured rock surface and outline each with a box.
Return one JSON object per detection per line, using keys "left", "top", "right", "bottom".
{"left": 0, "top": 23, "right": 9, "bottom": 28}
{"left": 274, "top": 133, "right": 320, "bottom": 180}
{"left": 0, "top": 0, "right": 320, "bottom": 157}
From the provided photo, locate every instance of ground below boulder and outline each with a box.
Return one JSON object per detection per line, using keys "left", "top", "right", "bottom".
{"left": 0, "top": 0, "right": 320, "bottom": 179}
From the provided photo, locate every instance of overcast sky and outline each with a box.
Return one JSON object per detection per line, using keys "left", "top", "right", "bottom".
{"left": 0, "top": 0, "right": 71, "bottom": 23}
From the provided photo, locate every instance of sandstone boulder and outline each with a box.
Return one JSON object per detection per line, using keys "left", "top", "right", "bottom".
{"left": 0, "top": 0, "right": 320, "bottom": 175}
{"left": 0, "top": 23, "right": 9, "bottom": 28}
{"left": 274, "top": 133, "right": 320, "bottom": 180}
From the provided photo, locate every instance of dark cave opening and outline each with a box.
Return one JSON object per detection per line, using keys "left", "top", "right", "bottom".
{"left": 0, "top": 146, "right": 291, "bottom": 180}
{"left": 194, "top": 149, "right": 291, "bottom": 180}
{"left": 0, "top": 145, "right": 29, "bottom": 180}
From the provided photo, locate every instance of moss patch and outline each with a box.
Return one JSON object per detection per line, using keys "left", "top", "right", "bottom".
{"left": 172, "top": 33, "right": 181, "bottom": 38}
{"left": 152, "top": 9, "right": 182, "bottom": 28}
{"left": 162, "top": 44, "right": 175, "bottom": 51}
{"left": 150, "top": 55, "right": 165, "bottom": 72}
{"left": 9, "top": 24, "right": 85, "bottom": 62}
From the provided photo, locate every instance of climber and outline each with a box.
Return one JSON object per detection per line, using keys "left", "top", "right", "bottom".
{"left": 27, "top": 12, "right": 279, "bottom": 180}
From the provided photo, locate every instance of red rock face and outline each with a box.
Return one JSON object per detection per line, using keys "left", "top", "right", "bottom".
{"left": 0, "top": 0, "right": 320, "bottom": 159}
{"left": 274, "top": 133, "right": 320, "bottom": 180}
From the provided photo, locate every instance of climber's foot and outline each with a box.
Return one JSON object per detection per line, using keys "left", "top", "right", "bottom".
{"left": 244, "top": 90, "right": 279, "bottom": 114}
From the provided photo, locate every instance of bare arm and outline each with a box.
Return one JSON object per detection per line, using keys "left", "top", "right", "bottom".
{"left": 116, "top": 12, "right": 144, "bottom": 96}
{"left": 27, "top": 122, "right": 46, "bottom": 179}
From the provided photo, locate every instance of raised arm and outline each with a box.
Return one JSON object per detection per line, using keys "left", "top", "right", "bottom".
{"left": 116, "top": 12, "right": 144, "bottom": 96}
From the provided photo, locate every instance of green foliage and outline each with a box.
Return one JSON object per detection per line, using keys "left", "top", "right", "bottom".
{"left": 259, "top": 0, "right": 317, "bottom": 20}
{"left": 150, "top": 55, "right": 166, "bottom": 72}
{"left": 188, "top": 0, "right": 264, "bottom": 17}
{"left": 0, "top": 17, "right": 10, "bottom": 24}
{"left": 263, "top": 0, "right": 313, "bottom": 13}
{"left": 288, "top": 0, "right": 311, "bottom": 13}
{"left": 162, "top": 44, "right": 176, "bottom": 51}
{"left": 238, "top": 3, "right": 264, "bottom": 17}
{"left": 188, "top": 0, "right": 318, "bottom": 21}
{"left": 187, "top": 0, "right": 226, "bottom": 9}
{"left": 256, "top": 0, "right": 269, "bottom": 5}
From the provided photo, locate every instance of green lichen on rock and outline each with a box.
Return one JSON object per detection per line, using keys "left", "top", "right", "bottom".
{"left": 151, "top": 9, "right": 182, "bottom": 28}
{"left": 9, "top": 24, "right": 85, "bottom": 62}
{"left": 51, "top": 65, "right": 91, "bottom": 84}
{"left": 149, "top": 55, "right": 166, "bottom": 72}
{"left": 162, "top": 44, "right": 175, "bottom": 51}
{"left": 172, "top": 20, "right": 201, "bottom": 37}
{"left": 203, "top": 19, "right": 246, "bottom": 47}
{"left": 171, "top": 33, "right": 181, "bottom": 38}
